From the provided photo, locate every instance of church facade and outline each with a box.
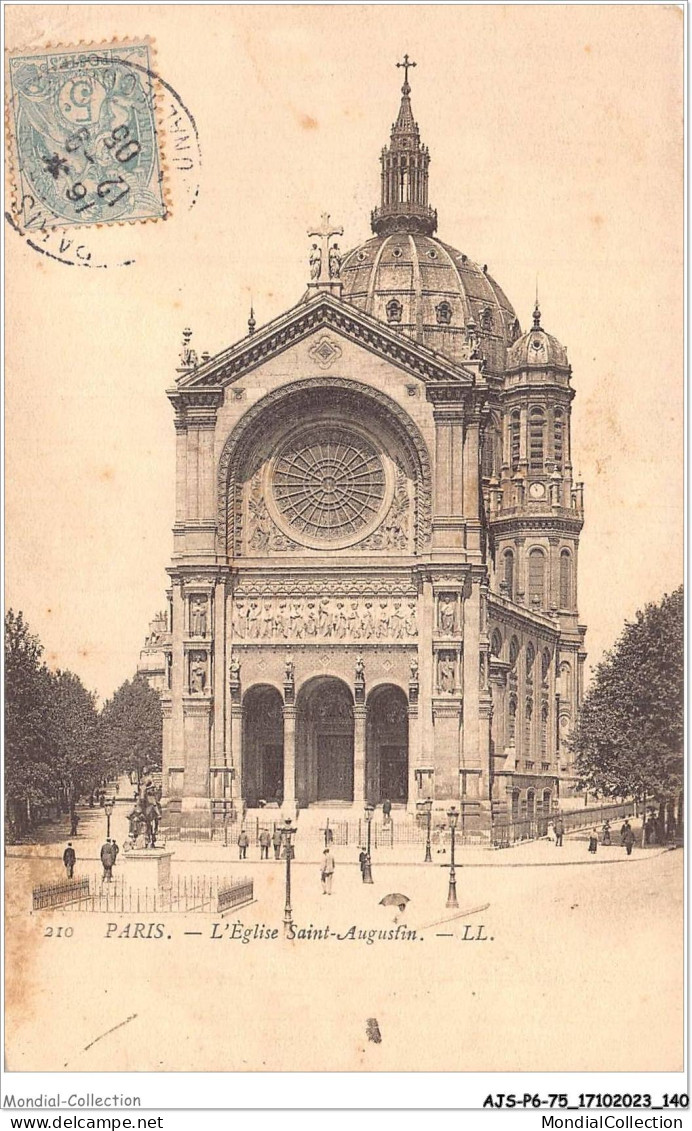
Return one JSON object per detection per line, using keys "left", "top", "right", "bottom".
{"left": 152, "top": 65, "right": 587, "bottom": 834}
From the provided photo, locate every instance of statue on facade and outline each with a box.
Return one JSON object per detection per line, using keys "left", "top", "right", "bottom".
{"left": 329, "top": 243, "right": 342, "bottom": 279}
{"left": 438, "top": 654, "right": 456, "bottom": 694}
{"left": 229, "top": 654, "right": 241, "bottom": 683}
{"left": 410, "top": 655, "right": 419, "bottom": 683}
{"left": 190, "top": 596, "right": 207, "bottom": 636}
{"left": 190, "top": 654, "right": 207, "bottom": 693}
{"left": 284, "top": 653, "right": 295, "bottom": 684}
{"left": 439, "top": 595, "right": 456, "bottom": 634}
{"left": 309, "top": 243, "right": 322, "bottom": 280}
{"left": 355, "top": 654, "right": 365, "bottom": 683}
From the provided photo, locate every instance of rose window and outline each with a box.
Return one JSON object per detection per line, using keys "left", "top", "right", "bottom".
{"left": 271, "top": 427, "right": 387, "bottom": 543}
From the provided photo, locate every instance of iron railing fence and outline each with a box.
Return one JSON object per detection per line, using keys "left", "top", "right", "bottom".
{"left": 32, "top": 877, "right": 90, "bottom": 911}
{"left": 491, "top": 801, "right": 637, "bottom": 849}
{"left": 33, "top": 875, "right": 254, "bottom": 914}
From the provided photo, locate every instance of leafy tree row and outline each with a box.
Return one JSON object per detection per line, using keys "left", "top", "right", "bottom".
{"left": 573, "top": 586, "right": 684, "bottom": 814}
{"left": 5, "top": 610, "right": 162, "bottom": 841}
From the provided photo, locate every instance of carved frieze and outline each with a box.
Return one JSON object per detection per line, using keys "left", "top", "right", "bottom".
{"left": 231, "top": 594, "right": 417, "bottom": 641}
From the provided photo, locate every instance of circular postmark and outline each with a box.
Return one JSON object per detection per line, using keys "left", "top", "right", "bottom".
{"left": 6, "top": 41, "right": 201, "bottom": 268}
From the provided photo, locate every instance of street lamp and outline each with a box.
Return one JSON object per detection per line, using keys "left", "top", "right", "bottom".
{"left": 363, "top": 804, "right": 374, "bottom": 884}
{"left": 281, "top": 817, "right": 296, "bottom": 938}
{"left": 419, "top": 798, "right": 433, "bottom": 863}
{"left": 104, "top": 799, "right": 114, "bottom": 841}
{"left": 446, "top": 806, "right": 459, "bottom": 909}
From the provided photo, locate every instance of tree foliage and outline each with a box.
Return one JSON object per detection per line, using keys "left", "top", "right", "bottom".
{"left": 573, "top": 586, "right": 684, "bottom": 800}
{"left": 99, "top": 674, "right": 162, "bottom": 786}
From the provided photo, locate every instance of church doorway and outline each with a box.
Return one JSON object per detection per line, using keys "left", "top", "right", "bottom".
{"left": 242, "top": 685, "right": 284, "bottom": 807}
{"left": 296, "top": 677, "right": 354, "bottom": 805}
{"left": 366, "top": 685, "right": 409, "bottom": 804}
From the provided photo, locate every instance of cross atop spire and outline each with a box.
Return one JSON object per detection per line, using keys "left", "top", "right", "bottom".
{"left": 396, "top": 53, "right": 416, "bottom": 94}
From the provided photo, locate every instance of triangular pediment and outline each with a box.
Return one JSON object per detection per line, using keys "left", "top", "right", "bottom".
{"left": 175, "top": 293, "right": 478, "bottom": 390}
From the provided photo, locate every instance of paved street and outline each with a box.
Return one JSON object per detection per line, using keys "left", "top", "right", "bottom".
{"left": 5, "top": 803, "right": 683, "bottom": 1073}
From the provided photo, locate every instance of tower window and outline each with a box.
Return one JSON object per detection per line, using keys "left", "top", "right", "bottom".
{"left": 524, "top": 698, "right": 533, "bottom": 757}
{"left": 509, "top": 636, "right": 520, "bottom": 670}
{"left": 554, "top": 410, "right": 564, "bottom": 469}
{"left": 510, "top": 411, "right": 521, "bottom": 472}
{"left": 541, "top": 703, "right": 549, "bottom": 758}
{"left": 528, "top": 548, "right": 546, "bottom": 608}
{"left": 481, "top": 426, "right": 497, "bottom": 479}
{"left": 386, "top": 298, "right": 403, "bottom": 324}
{"left": 529, "top": 408, "right": 545, "bottom": 471}
{"left": 560, "top": 549, "right": 572, "bottom": 608}
{"left": 491, "top": 629, "right": 503, "bottom": 657}
{"left": 541, "top": 648, "right": 552, "bottom": 684}
{"left": 559, "top": 661, "right": 572, "bottom": 700}
{"left": 508, "top": 695, "right": 517, "bottom": 741}
{"left": 503, "top": 550, "right": 515, "bottom": 600}
{"left": 526, "top": 642, "right": 535, "bottom": 673}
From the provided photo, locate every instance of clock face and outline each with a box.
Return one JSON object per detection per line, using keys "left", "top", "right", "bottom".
{"left": 529, "top": 481, "right": 546, "bottom": 500}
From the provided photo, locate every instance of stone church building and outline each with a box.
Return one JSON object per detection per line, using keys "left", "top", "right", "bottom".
{"left": 147, "top": 64, "right": 587, "bottom": 834}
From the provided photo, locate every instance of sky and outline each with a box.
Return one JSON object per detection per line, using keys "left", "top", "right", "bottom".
{"left": 5, "top": 4, "right": 684, "bottom": 703}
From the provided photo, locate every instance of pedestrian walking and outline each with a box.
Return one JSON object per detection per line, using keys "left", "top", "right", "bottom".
{"left": 321, "top": 847, "right": 335, "bottom": 895}
{"left": 588, "top": 828, "right": 598, "bottom": 854}
{"left": 622, "top": 823, "right": 635, "bottom": 856}
{"left": 70, "top": 812, "right": 79, "bottom": 837}
{"left": 546, "top": 820, "right": 555, "bottom": 843}
{"left": 100, "top": 839, "right": 115, "bottom": 882}
{"left": 358, "top": 846, "right": 369, "bottom": 880}
{"left": 272, "top": 825, "right": 283, "bottom": 860}
{"left": 259, "top": 828, "right": 271, "bottom": 860}
{"left": 553, "top": 817, "right": 564, "bottom": 847}
{"left": 620, "top": 818, "right": 630, "bottom": 845}
{"left": 237, "top": 829, "right": 249, "bottom": 860}
{"left": 382, "top": 798, "right": 392, "bottom": 823}
{"left": 63, "top": 842, "right": 76, "bottom": 879}
{"left": 601, "top": 820, "right": 611, "bottom": 846}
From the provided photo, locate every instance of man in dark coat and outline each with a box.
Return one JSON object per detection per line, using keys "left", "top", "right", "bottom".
{"left": 553, "top": 817, "right": 564, "bottom": 847}
{"left": 272, "top": 826, "right": 283, "bottom": 859}
{"left": 70, "top": 812, "right": 79, "bottom": 837}
{"left": 622, "top": 823, "right": 636, "bottom": 856}
{"left": 259, "top": 828, "right": 271, "bottom": 860}
{"left": 382, "top": 799, "right": 392, "bottom": 822}
{"left": 63, "top": 842, "right": 76, "bottom": 879}
{"left": 100, "top": 839, "right": 115, "bottom": 882}
{"left": 237, "top": 829, "right": 249, "bottom": 860}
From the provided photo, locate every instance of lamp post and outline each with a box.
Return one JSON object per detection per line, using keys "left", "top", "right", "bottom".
{"left": 419, "top": 798, "right": 433, "bottom": 863}
{"left": 363, "top": 804, "right": 374, "bottom": 883}
{"left": 446, "top": 806, "right": 459, "bottom": 909}
{"left": 104, "top": 799, "right": 113, "bottom": 841}
{"left": 282, "top": 817, "right": 296, "bottom": 938}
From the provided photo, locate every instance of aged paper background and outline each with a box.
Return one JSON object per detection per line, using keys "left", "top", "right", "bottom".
{"left": 4, "top": 4, "right": 684, "bottom": 1076}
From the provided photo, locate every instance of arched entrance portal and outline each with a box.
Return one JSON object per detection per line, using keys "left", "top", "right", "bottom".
{"left": 296, "top": 678, "right": 354, "bottom": 805}
{"left": 366, "top": 685, "right": 409, "bottom": 804}
{"left": 243, "top": 686, "right": 284, "bottom": 807}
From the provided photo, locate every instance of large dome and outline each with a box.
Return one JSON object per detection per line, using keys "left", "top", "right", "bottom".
{"left": 340, "top": 232, "right": 520, "bottom": 374}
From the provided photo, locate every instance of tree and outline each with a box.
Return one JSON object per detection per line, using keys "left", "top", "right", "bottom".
{"left": 573, "top": 586, "right": 684, "bottom": 814}
{"left": 43, "top": 669, "right": 101, "bottom": 822}
{"left": 100, "top": 674, "right": 163, "bottom": 788}
{"left": 5, "top": 611, "right": 58, "bottom": 837}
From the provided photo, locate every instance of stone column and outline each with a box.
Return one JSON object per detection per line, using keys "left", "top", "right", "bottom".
{"left": 170, "top": 580, "right": 185, "bottom": 768}
{"left": 283, "top": 705, "right": 296, "bottom": 806}
{"left": 353, "top": 705, "right": 367, "bottom": 803}
{"left": 230, "top": 704, "right": 243, "bottom": 802}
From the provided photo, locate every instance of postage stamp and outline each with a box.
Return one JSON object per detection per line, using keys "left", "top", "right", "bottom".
{"left": 7, "top": 40, "right": 168, "bottom": 230}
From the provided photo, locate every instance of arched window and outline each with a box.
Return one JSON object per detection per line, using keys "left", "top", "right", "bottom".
{"left": 526, "top": 642, "right": 535, "bottom": 673}
{"left": 511, "top": 789, "right": 520, "bottom": 820}
{"left": 435, "top": 301, "right": 453, "bottom": 325}
{"left": 528, "top": 548, "right": 546, "bottom": 608}
{"left": 559, "top": 661, "right": 572, "bottom": 700}
{"left": 503, "top": 550, "right": 515, "bottom": 600}
{"left": 386, "top": 298, "right": 403, "bottom": 324}
{"left": 508, "top": 694, "right": 517, "bottom": 741}
{"left": 541, "top": 648, "right": 552, "bottom": 685}
{"left": 526, "top": 789, "right": 536, "bottom": 819}
{"left": 481, "top": 427, "right": 496, "bottom": 479}
{"left": 491, "top": 629, "right": 503, "bottom": 658}
{"left": 510, "top": 411, "right": 521, "bottom": 471}
{"left": 529, "top": 407, "right": 546, "bottom": 471}
{"left": 509, "top": 636, "right": 520, "bottom": 670}
{"left": 560, "top": 549, "right": 572, "bottom": 609}
{"left": 554, "top": 410, "right": 564, "bottom": 469}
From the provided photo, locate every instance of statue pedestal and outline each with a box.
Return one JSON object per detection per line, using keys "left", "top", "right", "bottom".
{"left": 123, "top": 849, "right": 173, "bottom": 889}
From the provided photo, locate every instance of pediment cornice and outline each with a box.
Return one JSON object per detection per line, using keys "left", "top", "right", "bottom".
{"left": 172, "top": 294, "right": 478, "bottom": 392}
